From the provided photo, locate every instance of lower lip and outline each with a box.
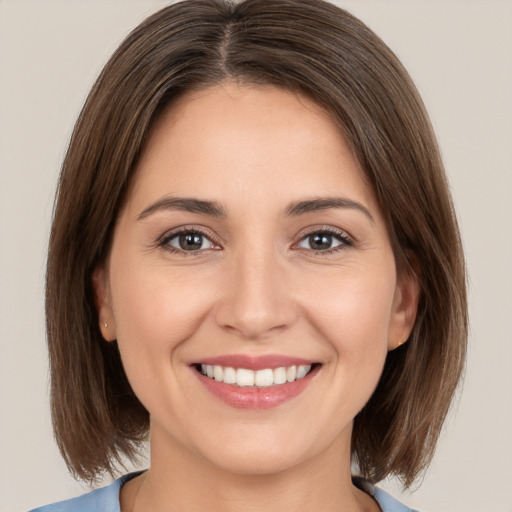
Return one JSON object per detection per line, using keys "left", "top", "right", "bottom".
{"left": 194, "top": 367, "right": 318, "bottom": 410}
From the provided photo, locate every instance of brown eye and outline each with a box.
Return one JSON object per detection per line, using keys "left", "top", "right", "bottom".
{"left": 164, "top": 231, "right": 216, "bottom": 252}
{"left": 308, "top": 234, "right": 334, "bottom": 250}
{"left": 179, "top": 233, "right": 204, "bottom": 250}
{"left": 297, "top": 230, "right": 351, "bottom": 252}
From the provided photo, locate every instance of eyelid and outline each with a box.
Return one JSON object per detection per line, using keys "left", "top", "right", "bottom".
{"left": 292, "top": 225, "right": 354, "bottom": 252}
{"left": 154, "top": 224, "right": 353, "bottom": 255}
{"left": 157, "top": 225, "right": 222, "bottom": 253}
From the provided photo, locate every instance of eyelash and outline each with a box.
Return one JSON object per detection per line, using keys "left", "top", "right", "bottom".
{"left": 294, "top": 226, "right": 353, "bottom": 254}
{"left": 158, "top": 226, "right": 220, "bottom": 255}
{"left": 157, "top": 226, "right": 354, "bottom": 255}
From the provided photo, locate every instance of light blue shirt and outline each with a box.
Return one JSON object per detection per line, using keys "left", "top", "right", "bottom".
{"left": 29, "top": 473, "right": 420, "bottom": 512}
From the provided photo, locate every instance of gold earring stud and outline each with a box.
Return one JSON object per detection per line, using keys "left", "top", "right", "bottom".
{"left": 104, "top": 322, "right": 108, "bottom": 328}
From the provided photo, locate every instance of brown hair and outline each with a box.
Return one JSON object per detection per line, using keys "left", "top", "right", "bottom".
{"left": 46, "top": 0, "right": 467, "bottom": 486}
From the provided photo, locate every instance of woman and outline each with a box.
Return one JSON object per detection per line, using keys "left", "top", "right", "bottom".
{"left": 32, "top": 0, "right": 467, "bottom": 510}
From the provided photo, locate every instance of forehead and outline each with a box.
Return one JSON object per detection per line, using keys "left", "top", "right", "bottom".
{"left": 127, "top": 82, "right": 377, "bottom": 216}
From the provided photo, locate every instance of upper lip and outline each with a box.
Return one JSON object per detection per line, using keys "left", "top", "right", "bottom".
{"left": 192, "top": 354, "right": 316, "bottom": 370}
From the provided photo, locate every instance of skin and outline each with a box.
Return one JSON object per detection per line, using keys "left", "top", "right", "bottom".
{"left": 94, "top": 82, "right": 419, "bottom": 512}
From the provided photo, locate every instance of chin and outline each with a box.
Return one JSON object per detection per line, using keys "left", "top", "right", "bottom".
{"left": 189, "top": 425, "right": 332, "bottom": 478}
{"left": 208, "top": 447, "right": 307, "bottom": 477}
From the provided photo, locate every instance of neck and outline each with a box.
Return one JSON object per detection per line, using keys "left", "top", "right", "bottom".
{"left": 122, "top": 422, "right": 378, "bottom": 512}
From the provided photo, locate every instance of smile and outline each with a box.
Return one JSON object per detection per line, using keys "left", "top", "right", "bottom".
{"left": 199, "top": 364, "right": 313, "bottom": 387}
{"left": 193, "top": 357, "right": 320, "bottom": 410}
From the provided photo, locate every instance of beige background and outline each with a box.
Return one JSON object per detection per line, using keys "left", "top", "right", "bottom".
{"left": 1, "top": 1, "right": 511, "bottom": 511}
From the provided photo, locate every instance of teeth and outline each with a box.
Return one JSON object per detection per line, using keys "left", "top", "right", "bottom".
{"left": 296, "top": 365, "right": 310, "bottom": 379}
{"left": 273, "top": 366, "right": 287, "bottom": 385}
{"left": 236, "top": 368, "right": 255, "bottom": 387}
{"left": 223, "top": 366, "right": 237, "bottom": 384}
{"left": 286, "top": 365, "right": 297, "bottom": 382}
{"left": 213, "top": 365, "right": 223, "bottom": 382}
{"left": 200, "top": 363, "right": 313, "bottom": 387}
{"left": 254, "top": 368, "right": 274, "bottom": 387}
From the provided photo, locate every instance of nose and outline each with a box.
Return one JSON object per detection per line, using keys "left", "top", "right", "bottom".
{"left": 214, "top": 248, "right": 296, "bottom": 341}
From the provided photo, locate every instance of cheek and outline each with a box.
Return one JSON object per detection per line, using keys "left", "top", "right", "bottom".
{"left": 304, "top": 267, "right": 395, "bottom": 349}
{"left": 109, "top": 263, "right": 216, "bottom": 378}
{"left": 299, "top": 264, "right": 395, "bottom": 399}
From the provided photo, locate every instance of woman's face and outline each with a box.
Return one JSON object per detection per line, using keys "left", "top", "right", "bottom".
{"left": 95, "top": 83, "right": 418, "bottom": 475}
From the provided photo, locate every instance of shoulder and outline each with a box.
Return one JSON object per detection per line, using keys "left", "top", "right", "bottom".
{"left": 353, "top": 477, "right": 421, "bottom": 512}
{"left": 28, "top": 473, "right": 139, "bottom": 512}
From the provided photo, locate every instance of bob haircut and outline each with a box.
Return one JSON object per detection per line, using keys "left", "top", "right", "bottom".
{"left": 46, "top": 0, "right": 467, "bottom": 487}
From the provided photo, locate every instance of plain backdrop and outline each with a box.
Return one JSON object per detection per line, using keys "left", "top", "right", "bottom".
{"left": 1, "top": 1, "right": 511, "bottom": 511}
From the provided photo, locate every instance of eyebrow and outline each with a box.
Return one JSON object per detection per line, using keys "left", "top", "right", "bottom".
{"left": 137, "top": 196, "right": 227, "bottom": 220}
{"left": 137, "top": 195, "right": 373, "bottom": 223}
{"left": 285, "top": 197, "right": 374, "bottom": 223}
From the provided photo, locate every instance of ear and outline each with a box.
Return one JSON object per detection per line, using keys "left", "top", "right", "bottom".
{"left": 388, "top": 269, "right": 421, "bottom": 351}
{"left": 92, "top": 266, "right": 117, "bottom": 342}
